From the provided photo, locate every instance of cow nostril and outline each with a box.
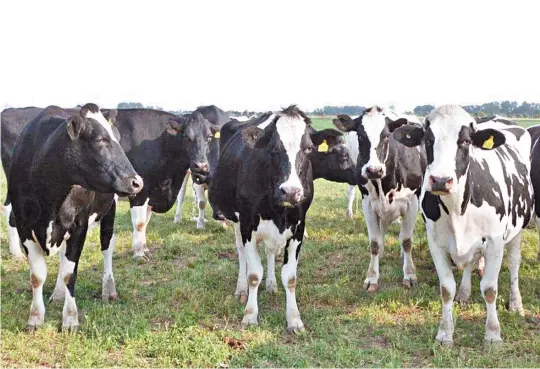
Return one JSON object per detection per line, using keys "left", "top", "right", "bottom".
{"left": 132, "top": 179, "right": 141, "bottom": 188}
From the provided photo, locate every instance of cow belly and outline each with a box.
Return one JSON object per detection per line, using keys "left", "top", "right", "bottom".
{"left": 366, "top": 182, "right": 416, "bottom": 223}
{"left": 254, "top": 219, "right": 294, "bottom": 254}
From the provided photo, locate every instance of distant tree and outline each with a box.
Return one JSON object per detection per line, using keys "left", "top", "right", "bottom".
{"left": 117, "top": 102, "right": 144, "bottom": 109}
{"left": 413, "top": 105, "right": 435, "bottom": 117}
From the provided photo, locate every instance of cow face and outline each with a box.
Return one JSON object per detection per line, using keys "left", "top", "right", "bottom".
{"left": 67, "top": 104, "right": 143, "bottom": 196}
{"left": 243, "top": 106, "right": 313, "bottom": 206}
{"left": 393, "top": 105, "right": 506, "bottom": 195}
{"left": 333, "top": 106, "right": 408, "bottom": 181}
{"left": 308, "top": 128, "right": 356, "bottom": 184}
{"left": 166, "top": 111, "right": 220, "bottom": 184}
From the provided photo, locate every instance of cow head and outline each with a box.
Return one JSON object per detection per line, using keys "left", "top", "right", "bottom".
{"left": 308, "top": 127, "right": 356, "bottom": 185}
{"left": 393, "top": 104, "right": 506, "bottom": 195}
{"left": 165, "top": 111, "right": 221, "bottom": 184}
{"left": 333, "top": 106, "right": 409, "bottom": 181}
{"left": 66, "top": 103, "right": 143, "bottom": 196}
{"left": 242, "top": 105, "right": 313, "bottom": 206}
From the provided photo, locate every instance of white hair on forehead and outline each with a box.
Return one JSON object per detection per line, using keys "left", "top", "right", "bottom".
{"left": 85, "top": 109, "right": 119, "bottom": 143}
{"left": 428, "top": 104, "right": 474, "bottom": 127}
{"left": 275, "top": 114, "right": 307, "bottom": 149}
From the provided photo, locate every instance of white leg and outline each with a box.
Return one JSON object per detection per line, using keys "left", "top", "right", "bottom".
{"left": 282, "top": 238, "right": 304, "bottom": 333}
{"left": 456, "top": 262, "right": 473, "bottom": 304}
{"left": 400, "top": 196, "right": 418, "bottom": 288}
{"left": 102, "top": 234, "right": 117, "bottom": 303}
{"left": 362, "top": 198, "right": 384, "bottom": 292}
{"left": 5, "top": 204, "right": 25, "bottom": 260}
{"left": 174, "top": 172, "right": 190, "bottom": 223}
{"left": 59, "top": 249, "right": 78, "bottom": 331}
{"left": 49, "top": 244, "right": 67, "bottom": 303}
{"left": 506, "top": 234, "right": 524, "bottom": 316}
{"left": 25, "top": 240, "right": 47, "bottom": 331}
{"left": 233, "top": 223, "right": 247, "bottom": 303}
{"left": 131, "top": 198, "right": 150, "bottom": 258}
{"left": 346, "top": 185, "right": 355, "bottom": 218}
{"left": 242, "top": 231, "right": 263, "bottom": 328}
{"left": 265, "top": 248, "right": 278, "bottom": 293}
{"left": 192, "top": 183, "right": 207, "bottom": 230}
{"left": 481, "top": 238, "right": 504, "bottom": 344}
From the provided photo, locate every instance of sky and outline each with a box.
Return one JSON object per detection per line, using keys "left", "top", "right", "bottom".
{"left": 1, "top": 0, "right": 539, "bottom": 113}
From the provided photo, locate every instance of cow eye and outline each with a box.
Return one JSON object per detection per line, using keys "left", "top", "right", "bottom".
{"left": 305, "top": 145, "right": 313, "bottom": 154}
{"left": 95, "top": 137, "right": 107, "bottom": 145}
{"left": 460, "top": 139, "right": 471, "bottom": 146}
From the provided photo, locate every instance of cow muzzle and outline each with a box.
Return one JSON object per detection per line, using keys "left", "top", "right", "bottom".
{"left": 190, "top": 161, "right": 210, "bottom": 184}
{"left": 429, "top": 175, "right": 453, "bottom": 195}
{"left": 279, "top": 185, "right": 303, "bottom": 205}
{"left": 364, "top": 165, "right": 385, "bottom": 179}
{"left": 121, "top": 175, "right": 144, "bottom": 197}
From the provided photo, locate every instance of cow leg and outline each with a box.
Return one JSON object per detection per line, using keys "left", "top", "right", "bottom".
{"left": 174, "top": 170, "right": 190, "bottom": 223}
{"left": 346, "top": 185, "right": 355, "bottom": 218}
{"left": 456, "top": 262, "right": 473, "bottom": 305}
{"left": 61, "top": 224, "right": 88, "bottom": 333}
{"left": 100, "top": 201, "right": 118, "bottom": 303}
{"left": 49, "top": 244, "right": 67, "bottom": 303}
{"left": 265, "top": 248, "right": 278, "bottom": 293}
{"left": 241, "top": 226, "right": 262, "bottom": 328}
{"left": 506, "top": 234, "right": 524, "bottom": 316}
{"left": 233, "top": 222, "right": 247, "bottom": 303}
{"left": 5, "top": 203, "right": 25, "bottom": 260}
{"left": 400, "top": 196, "right": 418, "bottom": 288}
{"left": 192, "top": 183, "right": 207, "bottom": 230}
{"left": 362, "top": 198, "right": 384, "bottom": 292}
{"left": 25, "top": 239, "right": 47, "bottom": 332}
{"left": 130, "top": 198, "right": 151, "bottom": 258}
{"left": 428, "top": 228, "right": 456, "bottom": 345}
{"left": 282, "top": 229, "right": 305, "bottom": 334}
{"left": 481, "top": 238, "right": 504, "bottom": 344}
{"left": 536, "top": 215, "right": 540, "bottom": 262}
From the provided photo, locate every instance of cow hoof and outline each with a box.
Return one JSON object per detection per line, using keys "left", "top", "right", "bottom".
{"left": 286, "top": 324, "right": 305, "bottom": 335}
{"left": 196, "top": 222, "right": 205, "bottom": 230}
{"left": 62, "top": 325, "right": 79, "bottom": 334}
{"left": 219, "top": 220, "right": 228, "bottom": 229}
{"left": 102, "top": 292, "right": 118, "bottom": 304}
{"left": 363, "top": 282, "right": 379, "bottom": 293}
{"left": 435, "top": 338, "right": 453, "bottom": 348}
{"left": 345, "top": 209, "right": 353, "bottom": 218}
{"left": 49, "top": 288, "right": 66, "bottom": 304}
{"left": 25, "top": 324, "right": 38, "bottom": 334}
{"left": 484, "top": 338, "right": 503, "bottom": 351}
{"left": 173, "top": 215, "right": 182, "bottom": 223}
{"left": 402, "top": 278, "right": 418, "bottom": 289}
{"left": 241, "top": 315, "right": 258, "bottom": 329}
{"left": 507, "top": 300, "right": 524, "bottom": 316}
{"left": 266, "top": 282, "right": 278, "bottom": 293}
{"left": 235, "top": 292, "right": 248, "bottom": 304}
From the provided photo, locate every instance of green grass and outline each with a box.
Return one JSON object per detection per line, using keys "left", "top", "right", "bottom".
{"left": 1, "top": 166, "right": 540, "bottom": 367}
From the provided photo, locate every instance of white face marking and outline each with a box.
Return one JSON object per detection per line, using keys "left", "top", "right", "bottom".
{"left": 257, "top": 114, "right": 277, "bottom": 130}
{"left": 275, "top": 115, "right": 307, "bottom": 194}
{"left": 360, "top": 108, "right": 388, "bottom": 177}
{"left": 85, "top": 110, "right": 119, "bottom": 143}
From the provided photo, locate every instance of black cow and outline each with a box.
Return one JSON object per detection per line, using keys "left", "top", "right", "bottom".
{"left": 8, "top": 104, "right": 142, "bottom": 332}
{"left": 174, "top": 105, "right": 230, "bottom": 229}
{"left": 333, "top": 106, "right": 427, "bottom": 292}
{"left": 209, "top": 105, "right": 347, "bottom": 333}
{"left": 528, "top": 124, "right": 540, "bottom": 261}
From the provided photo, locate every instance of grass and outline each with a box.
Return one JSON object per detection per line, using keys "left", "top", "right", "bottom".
{"left": 1, "top": 163, "right": 540, "bottom": 367}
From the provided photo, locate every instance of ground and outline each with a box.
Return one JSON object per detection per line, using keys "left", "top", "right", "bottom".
{"left": 1, "top": 118, "right": 540, "bottom": 367}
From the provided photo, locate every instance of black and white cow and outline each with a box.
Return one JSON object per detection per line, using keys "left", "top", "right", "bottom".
{"left": 174, "top": 105, "right": 230, "bottom": 229}
{"left": 527, "top": 124, "right": 540, "bottom": 262}
{"left": 114, "top": 109, "right": 220, "bottom": 258}
{"left": 209, "top": 106, "right": 346, "bottom": 332}
{"left": 8, "top": 104, "right": 143, "bottom": 331}
{"left": 394, "top": 105, "right": 532, "bottom": 345}
{"left": 333, "top": 106, "right": 427, "bottom": 292}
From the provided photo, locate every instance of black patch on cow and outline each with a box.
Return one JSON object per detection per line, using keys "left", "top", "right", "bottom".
{"left": 455, "top": 126, "right": 472, "bottom": 178}
{"left": 421, "top": 191, "right": 441, "bottom": 221}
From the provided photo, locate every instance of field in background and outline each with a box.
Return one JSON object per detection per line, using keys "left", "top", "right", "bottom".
{"left": 1, "top": 157, "right": 540, "bottom": 367}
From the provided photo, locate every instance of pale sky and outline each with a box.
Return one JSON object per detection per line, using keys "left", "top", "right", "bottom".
{"left": 1, "top": 0, "right": 538, "bottom": 113}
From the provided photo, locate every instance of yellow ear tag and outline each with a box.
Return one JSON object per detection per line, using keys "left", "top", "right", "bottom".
{"left": 214, "top": 131, "right": 220, "bottom": 138}
{"left": 318, "top": 140, "right": 329, "bottom": 152}
{"left": 483, "top": 135, "right": 494, "bottom": 149}
{"left": 108, "top": 119, "right": 114, "bottom": 125}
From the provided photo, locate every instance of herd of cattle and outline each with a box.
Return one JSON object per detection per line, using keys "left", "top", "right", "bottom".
{"left": 1, "top": 103, "right": 539, "bottom": 346}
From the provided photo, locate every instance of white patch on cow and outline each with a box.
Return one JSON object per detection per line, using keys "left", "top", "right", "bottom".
{"left": 41, "top": 221, "right": 62, "bottom": 256}
{"left": 88, "top": 212, "right": 99, "bottom": 233}
{"left": 256, "top": 114, "right": 277, "bottom": 130}
{"left": 85, "top": 110, "right": 119, "bottom": 143}
{"left": 192, "top": 182, "right": 207, "bottom": 229}
{"left": 233, "top": 222, "right": 248, "bottom": 300}
{"left": 102, "top": 234, "right": 117, "bottom": 302}
{"left": 130, "top": 198, "right": 151, "bottom": 257}
{"left": 4, "top": 203, "right": 24, "bottom": 259}
{"left": 275, "top": 115, "right": 307, "bottom": 196}
{"left": 359, "top": 108, "right": 388, "bottom": 178}
{"left": 25, "top": 239, "right": 47, "bottom": 327}
{"left": 174, "top": 171, "right": 190, "bottom": 223}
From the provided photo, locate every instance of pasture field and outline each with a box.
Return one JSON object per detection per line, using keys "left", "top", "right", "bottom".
{"left": 1, "top": 159, "right": 540, "bottom": 367}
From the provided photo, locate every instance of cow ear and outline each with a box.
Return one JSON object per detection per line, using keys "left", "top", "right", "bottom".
{"left": 66, "top": 115, "right": 86, "bottom": 140}
{"left": 242, "top": 126, "right": 269, "bottom": 149}
{"left": 209, "top": 124, "right": 221, "bottom": 138}
{"left": 310, "top": 128, "right": 343, "bottom": 149}
{"left": 386, "top": 117, "right": 408, "bottom": 132}
{"left": 332, "top": 114, "right": 357, "bottom": 132}
{"left": 166, "top": 119, "right": 182, "bottom": 136}
{"left": 103, "top": 109, "right": 118, "bottom": 125}
{"left": 393, "top": 125, "right": 424, "bottom": 147}
{"left": 471, "top": 128, "right": 506, "bottom": 150}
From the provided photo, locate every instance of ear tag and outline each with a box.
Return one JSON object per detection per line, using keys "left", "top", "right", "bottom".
{"left": 108, "top": 119, "right": 114, "bottom": 125}
{"left": 483, "top": 135, "right": 494, "bottom": 149}
{"left": 318, "top": 140, "right": 329, "bottom": 152}
{"left": 214, "top": 131, "right": 220, "bottom": 138}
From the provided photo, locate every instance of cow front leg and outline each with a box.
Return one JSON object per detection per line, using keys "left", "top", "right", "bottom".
{"left": 481, "top": 238, "right": 504, "bottom": 345}
{"left": 174, "top": 171, "right": 189, "bottom": 223}
{"left": 192, "top": 183, "right": 207, "bottom": 230}
{"left": 265, "top": 248, "right": 278, "bottom": 293}
{"left": 456, "top": 262, "right": 473, "bottom": 305}
{"left": 49, "top": 244, "right": 67, "bottom": 303}
{"left": 282, "top": 232, "right": 304, "bottom": 334}
{"left": 5, "top": 203, "right": 25, "bottom": 260}
{"left": 130, "top": 198, "right": 151, "bottom": 259}
{"left": 362, "top": 198, "right": 384, "bottom": 292}
{"left": 241, "top": 228, "right": 262, "bottom": 328}
{"left": 506, "top": 234, "right": 524, "bottom": 315}
{"left": 346, "top": 185, "right": 356, "bottom": 218}
{"left": 25, "top": 239, "right": 47, "bottom": 332}
{"left": 400, "top": 196, "right": 418, "bottom": 288}
{"left": 100, "top": 201, "right": 118, "bottom": 303}
{"left": 233, "top": 222, "right": 247, "bottom": 303}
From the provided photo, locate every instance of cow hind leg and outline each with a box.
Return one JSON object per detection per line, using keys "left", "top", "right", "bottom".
{"left": 265, "top": 247, "right": 278, "bottom": 293}
{"left": 346, "top": 185, "right": 355, "bottom": 218}
{"left": 25, "top": 240, "right": 47, "bottom": 332}
{"left": 5, "top": 203, "right": 25, "bottom": 260}
{"left": 233, "top": 223, "right": 248, "bottom": 303}
{"left": 282, "top": 233, "right": 305, "bottom": 334}
{"left": 481, "top": 238, "right": 504, "bottom": 345}
{"left": 130, "top": 198, "right": 151, "bottom": 259}
{"left": 49, "top": 244, "right": 67, "bottom": 303}
{"left": 400, "top": 197, "right": 418, "bottom": 288}
{"left": 174, "top": 171, "right": 190, "bottom": 223}
{"left": 192, "top": 183, "right": 207, "bottom": 230}
{"left": 455, "top": 262, "right": 473, "bottom": 305}
{"left": 242, "top": 228, "right": 262, "bottom": 328}
{"left": 506, "top": 234, "right": 524, "bottom": 316}
{"left": 362, "top": 199, "right": 384, "bottom": 292}
{"left": 101, "top": 201, "right": 118, "bottom": 303}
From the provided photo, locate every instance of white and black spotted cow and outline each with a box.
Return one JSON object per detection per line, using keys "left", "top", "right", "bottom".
{"left": 209, "top": 106, "right": 343, "bottom": 333}
{"left": 8, "top": 104, "right": 143, "bottom": 332}
{"left": 527, "top": 124, "right": 540, "bottom": 261}
{"left": 394, "top": 105, "right": 533, "bottom": 345}
{"left": 333, "top": 106, "right": 427, "bottom": 292}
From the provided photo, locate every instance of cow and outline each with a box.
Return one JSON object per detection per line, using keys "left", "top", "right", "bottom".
{"left": 173, "top": 105, "right": 230, "bottom": 229}
{"left": 527, "top": 124, "right": 540, "bottom": 261}
{"left": 333, "top": 106, "right": 427, "bottom": 292}
{"left": 393, "top": 105, "right": 532, "bottom": 345}
{"left": 208, "top": 105, "right": 348, "bottom": 332}
{"left": 8, "top": 103, "right": 143, "bottom": 332}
